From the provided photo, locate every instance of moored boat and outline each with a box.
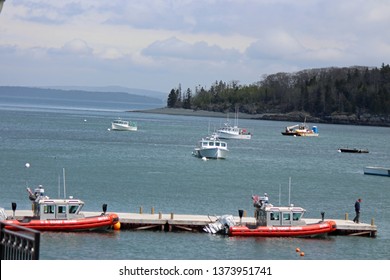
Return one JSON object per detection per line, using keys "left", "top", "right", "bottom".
{"left": 227, "top": 195, "right": 336, "bottom": 237}
{"left": 192, "top": 134, "right": 229, "bottom": 159}
{"left": 282, "top": 119, "right": 319, "bottom": 137}
{"left": 215, "top": 109, "right": 252, "bottom": 140}
{"left": 2, "top": 185, "right": 119, "bottom": 231}
{"left": 111, "top": 119, "right": 137, "bottom": 131}
{"left": 338, "top": 148, "right": 369, "bottom": 153}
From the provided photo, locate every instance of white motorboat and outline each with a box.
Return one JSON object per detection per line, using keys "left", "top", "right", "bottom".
{"left": 111, "top": 119, "right": 137, "bottom": 131}
{"left": 192, "top": 134, "right": 229, "bottom": 159}
{"left": 215, "top": 110, "right": 252, "bottom": 140}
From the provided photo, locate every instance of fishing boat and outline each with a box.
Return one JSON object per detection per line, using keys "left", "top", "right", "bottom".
{"left": 227, "top": 195, "right": 336, "bottom": 237}
{"left": 215, "top": 109, "right": 252, "bottom": 140}
{"left": 111, "top": 119, "right": 137, "bottom": 131}
{"left": 338, "top": 148, "right": 369, "bottom": 153}
{"left": 2, "top": 185, "right": 119, "bottom": 231}
{"left": 282, "top": 119, "right": 319, "bottom": 137}
{"left": 192, "top": 134, "right": 229, "bottom": 159}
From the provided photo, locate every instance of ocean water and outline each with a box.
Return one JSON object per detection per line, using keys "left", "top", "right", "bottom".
{"left": 0, "top": 103, "right": 389, "bottom": 260}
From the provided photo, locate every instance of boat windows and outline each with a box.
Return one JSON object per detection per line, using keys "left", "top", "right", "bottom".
{"left": 44, "top": 205, "right": 55, "bottom": 214}
{"left": 283, "top": 213, "right": 291, "bottom": 221}
{"left": 69, "top": 205, "right": 79, "bottom": 214}
{"left": 270, "top": 212, "right": 280, "bottom": 220}
{"left": 293, "top": 212, "right": 302, "bottom": 221}
{"left": 57, "top": 205, "right": 66, "bottom": 214}
{"left": 215, "top": 142, "right": 220, "bottom": 146}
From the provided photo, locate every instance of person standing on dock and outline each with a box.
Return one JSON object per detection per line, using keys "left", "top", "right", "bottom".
{"left": 353, "top": 198, "right": 362, "bottom": 223}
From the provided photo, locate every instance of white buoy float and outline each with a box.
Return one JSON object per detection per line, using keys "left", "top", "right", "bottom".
{"left": 25, "top": 163, "right": 30, "bottom": 168}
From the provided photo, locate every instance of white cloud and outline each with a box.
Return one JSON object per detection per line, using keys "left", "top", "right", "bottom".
{"left": 1, "top": 0, "right": 390, "bottom": 92}
{"left": 142, "top": 37, "right": 241, "bottom": 62}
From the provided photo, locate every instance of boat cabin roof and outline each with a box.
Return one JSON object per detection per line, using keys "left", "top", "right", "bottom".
{"left": 37, "top": 198, "right": 84, "bottom": 205}
{"left": 113, "top": 119, "right": 129, "bottom": 124}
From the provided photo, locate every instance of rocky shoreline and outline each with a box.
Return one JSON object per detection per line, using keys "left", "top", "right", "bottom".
{"left": 135, "top": 107, "right": 390, "bottom": 127}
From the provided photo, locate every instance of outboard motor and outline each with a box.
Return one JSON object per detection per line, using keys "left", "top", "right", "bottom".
{"left": 238, "top": 209, "right": 244, "bottom": 225}
{"left": 12, "top": 202, "right": 17, "bottom": 219}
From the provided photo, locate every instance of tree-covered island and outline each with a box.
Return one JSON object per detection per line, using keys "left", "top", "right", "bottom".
{"left": 167, "top": 64, "right": 390, "bottom": 126}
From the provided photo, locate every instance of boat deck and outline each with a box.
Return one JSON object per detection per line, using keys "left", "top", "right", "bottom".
{"left": 6, "top": 210, "right": 377, "bottom": 237}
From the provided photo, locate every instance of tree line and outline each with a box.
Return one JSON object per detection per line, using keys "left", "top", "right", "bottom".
{"left": 167, "top": 64, "right": 390, "bottom": 120}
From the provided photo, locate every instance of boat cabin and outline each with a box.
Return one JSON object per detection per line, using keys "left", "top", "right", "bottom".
{"left": 255, "top": 205, "right": 306, "bottom": 227}
{"left": 32, "top": 198, "right": 85, "bottom": 220}
{"left": 112, "top": 119, "right": 129, "bottom": 126}
{"left": 199, "top": 139, "right": 227, "bottom": 149}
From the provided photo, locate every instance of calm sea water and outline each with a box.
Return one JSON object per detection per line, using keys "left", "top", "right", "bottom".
{"left": 0, "top": 102, "right": 389, "bottom": 260}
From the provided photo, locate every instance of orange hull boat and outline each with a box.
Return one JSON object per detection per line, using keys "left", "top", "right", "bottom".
{"left": 4, "top": 213, "right": 119, "bottom": 231}
{"left": 229, "top": 220, "right": 336, "bottom": 237}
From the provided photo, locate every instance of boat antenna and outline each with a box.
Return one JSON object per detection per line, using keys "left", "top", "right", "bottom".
{"left": 279, "top": 183, "right": 281, "bottom": 206}
{"left": 288, "top": 177, "right": 291, "bottom": 206}
{"left": 63, "top": 168, "right": 66, "bottom": 198}
{"left": 58, "top": 174, "right": 61, "bottom": 198}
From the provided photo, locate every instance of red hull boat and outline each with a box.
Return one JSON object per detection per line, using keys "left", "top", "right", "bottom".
{"left": 4, "top": 213, "right": 119, "bottom": 231}
{"left": 229, "top": 220, "right": 336, "bottom": 237}
{"left": 2, "top": 185, "right": 119, "bottom": 232}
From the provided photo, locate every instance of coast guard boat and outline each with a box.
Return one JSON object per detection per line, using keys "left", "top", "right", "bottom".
{"left": 2, "top": 185, "right": 119, "bottom": 231}
{"left": 204, "top": 193, "right": 336, "bottom": 237}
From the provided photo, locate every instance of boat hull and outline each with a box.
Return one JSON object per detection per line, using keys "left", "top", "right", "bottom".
{"left": 229, "top": 220, "right": 336, "bottom": 237}
{"left": 111, "top": 124, "right": 137, "bottom": 131}
{"left": 364, "top": 166, "right": 390, "bottom": 177}
{"left": 193, "top": 148, "right": 228, "bottom": 159}
{"left": 4, "top": 213, "right": 119, "bottom": 231}
{"left": 216, "top": 132, "right": 251, "bottom": 140}
{"left": 338, "top": 148, "right": 368, "bottom": 153}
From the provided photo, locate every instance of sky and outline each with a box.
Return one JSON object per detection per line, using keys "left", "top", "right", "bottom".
{"left": 1, "top": 0, "right": 390, "bottom": 94}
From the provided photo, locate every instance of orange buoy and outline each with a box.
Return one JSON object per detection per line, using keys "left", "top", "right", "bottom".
{"left": 300, "top": 252, "right": 305, "bottom": 257}
{"left": 113, "top": 222, "right": 121, "bottom": 230}
{"left": 295, "top": 248, "right": 300, "bottom": 252}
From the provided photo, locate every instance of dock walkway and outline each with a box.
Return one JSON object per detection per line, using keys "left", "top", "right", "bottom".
{"left": 6, "top": 210, "right": 377, "bottom": 237}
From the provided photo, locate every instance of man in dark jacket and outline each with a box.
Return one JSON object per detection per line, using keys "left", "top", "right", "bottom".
{"left": 353, "top": 198, "right": 362, "bottom": 223}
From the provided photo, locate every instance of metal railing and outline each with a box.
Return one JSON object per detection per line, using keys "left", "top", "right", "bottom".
{"left": 0, "top": 221, "right": 40, "bottom": 260}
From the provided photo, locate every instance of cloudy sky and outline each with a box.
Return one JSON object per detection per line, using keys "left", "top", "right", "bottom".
{"left": 1, "top": 0, "right": 389, "bottom": 93}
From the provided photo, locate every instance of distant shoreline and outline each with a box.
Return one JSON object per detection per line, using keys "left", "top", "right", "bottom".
{"left": 135, "top": 107, "right": 390, "bottom": 127}
{"left": 134, "top": 107, "right": 263, "bottom": 119}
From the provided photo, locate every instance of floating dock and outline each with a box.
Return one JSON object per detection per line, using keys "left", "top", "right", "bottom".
{"left": 6, "top": 210, "right": 377, "bottom": 237}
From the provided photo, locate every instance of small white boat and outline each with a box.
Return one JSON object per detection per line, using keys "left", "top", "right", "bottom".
{"left": 215, "top": 110, "right": 252, "bottom": 140}
{"left": 215, "top": 124, "right": 252, "bottom": 140}
{"left": 363, "top": 166, "right": 390, "bottom": 177}
{"left": 192, "top": 134, "right": 229, "bottom": 159}
{"left": 111, "top": 119, "right": 137, "bottom": 131}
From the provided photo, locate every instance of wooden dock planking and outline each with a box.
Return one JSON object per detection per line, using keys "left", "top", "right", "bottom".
{"left": 5, "top": 210, "right": 377, "bottom": 237}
